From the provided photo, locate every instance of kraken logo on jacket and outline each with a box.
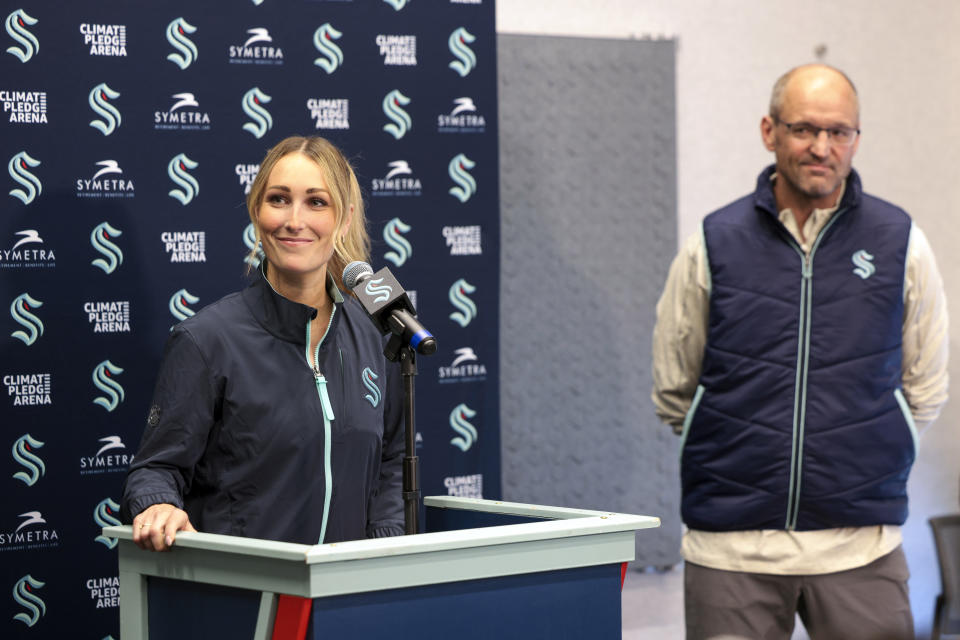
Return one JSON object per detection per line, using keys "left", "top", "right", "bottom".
{"left": 449, "top": 403, "right": 478, "bottom": 452}
{"left": 5, "top": 9, "right": 38, "bottom": 63}
{"left": 10, "top": 292, "right": 43, "bottom": 345}
{"left": 382, "top": 89, "right": 411, "bottom": 140}
{"left": 12, "top": 575, "right": 45, "bottom": 627}
{"left": 362, "top": 367, "right": 381, "bottom": 407}
{"left": 90, "top": 221, "right": 123, "bottom": 274}
{"left": 92, "top": 360, "right": 124, "bottom": 412}
{"left": 313, "top": 23, "right": 343, "bottom": 73}
{"left": 383, "top": 218, "right": 412, "bottom": 267}
{"left": 88, "top": 82, "right": 121, "bottom": 136}
{"left": 449, "top": 278, "right": 477, "bottom": 327}
{"left": 11, "top": 434, "right": 45, "bottom": 486}
{"left": 851, "top": 249, "right": 876, "bottom": 280}
{"left": 448, "top": 27, "right": 476, "bottom": 77}
{"left": 167, "top": 153, "right": 199, "bottom": 204}
{"left": 448, "top": 153, "right": 476, "bottom": 203}
{"left": 166, "top": 17, "right": 197, "bottom": 69}
{"left": 8, "top": 150, "right": 41, "bottom": 204}
{"left": 242, "top": 87, "right": 273, "bottom": 138}
{"left": 93, "top": 498, "right": 122, "bottom": 549}
{"left": 169, "top": 288, "right": 200, "bottom": 327}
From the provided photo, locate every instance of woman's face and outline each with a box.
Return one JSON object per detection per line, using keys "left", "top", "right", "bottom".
{"left": 257, "top": 153, "right": 343, "bottom": 284}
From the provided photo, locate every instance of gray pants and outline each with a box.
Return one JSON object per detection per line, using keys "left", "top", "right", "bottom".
{"left": 684, "top": 546, "right": 914, "bottom": 640}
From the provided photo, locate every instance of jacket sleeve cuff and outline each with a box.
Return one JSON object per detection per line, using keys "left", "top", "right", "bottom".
{"left": 367, "top": 524, "right": 404, "bottom": 539}
{"left": 121, "top": 493, "right": 184, "bottom": 523}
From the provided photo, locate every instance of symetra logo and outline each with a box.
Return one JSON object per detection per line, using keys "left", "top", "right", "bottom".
{"left": 76, "top": 160, "right": 135, "bottom": 199}
{"left": 438, "top": 346, "right": 487, "bottom": 383}
{"left": 444, "top": 474, "right": 482, "bottom": 497}
{"left": 448, "top": 27, "right": 476, "bottom": 77}
{"left": 449, "top": 403, "right": 478, "bottom": 451}
{"left": 5, "top": 10, "right": 38, "bottom": 63}
{"left": 80, "top": 435, "right": 131, "bottom": 476}
{"left": 81, "top": 23, "right": 127, "bottom": 57}
{"left": 11, "top": 434, "right": 45, "bottom": 486}
{"left": 242, "top": 87, "right": 273, "bottom": 138}
{"left": 162, "top": 231, "right": 206, "bottom": 262}
{"left": 90, "top": 221, "right": 123, "bottom": 274}
{"left": 168, "top": 153, "right": 199, "bottom": 204}
{"left": 230, "top": 27, "right": 283, "bottom": 65}
{"left": 438, "top": 97, "right": 486, "bottom": 133}
{"left": 448, "top": 153, "right": 476, "bottom": 202}
{"left": 383, "top": 218, "right": 412, "bottom": 267}
{"left": 155, "top": 93, "right": 211, "bottom": 131}
{"left": 1, "top": 90, "right": 47, "bottom": 124}
{"left": 5, "top": 373, "right": 51, "bottom": 406}
{"left": 166, "top": 17, "right": 197, "bottom": 69}
{"left": 372, "top": 160, "right": 421, "bottom": 197}
{"left": 383, "top": 0, "right": 409, "bottom": 10}
{"left": 364, "top": 278, "right": 392, "bottom": 304}
{"left": 2, "top": 511, "right": 60, "bottom": 551}
{"left": 88, "top": 83, "right": 121, "bottom": 136}
{"left": 361, "top": 367, "right": 381, "bottom": 407}
{"left": 84, "top": 301, "right": 130, "bottom": 333}
{"left": 8, "top": 150, "right": 41, "bottom": 204}
{"left": 449, "top": 278, "right": 477, "bottom": 327}
{"left": 169, "top": 288, "right": 199, "bottom": 326}
{"left": 93, "top": 498, "right": 121, "bottom": 549}
{"left": 12, "top": 575, "right": 45, "bottom": 627}
{"left": 307, "top": 98, "right": 349, "bottom": 130}
{"left": 10, "top": 293, "right": 43, "bottom": 346}
{"left": 243, "top": 223, "right": 264, "bottom": 268}
{"left": 313, "top": 23, "right": 343, "bottom": 73}
{"left": 376, "top": 34, "right": 416, "bottom": 66}
{"left": 852, "top": 250, "right": 876, "bottom": 279}
{"left": 382, "top": 89, "right": 411, "bottom": 139}
{"left": 92, "top": 360, "right": 124, "bottom": 412}
{"left": 444, "top": 225, "right": 482, "bottom": 256}
{"left": 1, "top": 229, "right": 55, "bottom": 269}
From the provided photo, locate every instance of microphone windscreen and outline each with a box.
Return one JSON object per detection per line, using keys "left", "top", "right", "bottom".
{"left": 342, "top": 261, "right": 374, "bottom": 290}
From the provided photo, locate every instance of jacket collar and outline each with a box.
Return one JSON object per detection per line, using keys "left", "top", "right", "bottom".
{"left": 754, "top": 164, "right": 863, "bottom": 216}
{"left": 242, "top": 262, "right": 345, "bottom": 344}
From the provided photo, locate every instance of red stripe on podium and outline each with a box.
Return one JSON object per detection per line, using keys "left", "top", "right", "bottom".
{"left": 620, "top": 562, "right": 628, "bottom": 591}
{"left": 272, "top": 594, "right": 312, "bottom": 640}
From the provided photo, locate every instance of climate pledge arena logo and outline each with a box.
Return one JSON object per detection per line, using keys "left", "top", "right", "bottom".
{"left": 162, "top": 231, "right": 206, "bottom": 262}
{"left": 80, "top": 23, "right": 127, "bottom": 56}
{"left": 84, "top": 300, "right": 130, "bottom": 333}
{"left": 444, "top": 474, "right": 482, "bottom": 498}
{"left": 5, "top": 372, "right": 51, "bottom": 406}
{"left": 1, "top": 90, "right": 47, "bottom": 124}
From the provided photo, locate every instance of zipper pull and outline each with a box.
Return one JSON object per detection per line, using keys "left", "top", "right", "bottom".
{"left": 313, "top": 367, "right": 335, "bottom": 421}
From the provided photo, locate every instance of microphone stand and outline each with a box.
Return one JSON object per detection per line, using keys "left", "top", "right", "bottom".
{"left": 383, "top": 334, "right": 420, "bottom": 535}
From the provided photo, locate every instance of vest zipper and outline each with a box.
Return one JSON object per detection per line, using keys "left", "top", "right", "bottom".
{"left": 305, "top": 305, "right": 337, "bottom": 544}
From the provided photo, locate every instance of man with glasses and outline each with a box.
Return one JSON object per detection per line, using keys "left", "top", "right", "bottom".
{"left": 652, "top": 64, "right": 948, "bottom": 639}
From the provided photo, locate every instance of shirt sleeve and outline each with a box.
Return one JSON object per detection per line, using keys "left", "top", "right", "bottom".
{"left": 901, "top": 224, "right": 949, "bottom": 431}
{"left": 366, "top": 357, "right": 405, "bottom": 537}
{"left": 652, "top": 229, "right": 711, "bottom": 434}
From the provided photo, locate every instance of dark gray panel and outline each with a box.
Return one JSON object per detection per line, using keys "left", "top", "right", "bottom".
{"left": 498, "top": 34, "right": 681, "bottom": 567}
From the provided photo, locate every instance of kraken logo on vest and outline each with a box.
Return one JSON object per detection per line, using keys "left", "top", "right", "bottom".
{"left": 80, "top": 23, "right": 127, "bottom": 56}
{"left": 92, "top": 360, "right": 124, "bottom": 412}
{"left": 11, "top": 434, "right": 45, "bottom": 486}
{"left": 93, "top": 498, "right": 121, "bottom": 549}
{"left": 313, "top": 23, "right": 343, "bottom": 73}
{"left": 1, "top": 229, "right": 55, "bottom": 269}
{"left": 444, "top": 225, "right": 482, "bottom": 256}
{"left": 1, "top": 511, "right": 60, "bottom": 551}
{"left": 8, "top": 150, "right": 41, "bottom": 204}
{"left": 438, "top": 97, "right": 486, "bottom": 133}
{"left": 364, "top": 278, "right": 392, "bottom": 304}
{"left": 362, "top": 367, "right": 381, "bottom": 407}
{"left": 449, "top": 278, "right": 477, "bottom": 327}
{"left": 5, "top": 9, "right": 38, "bottom": 63}
{"left": 166, "top": 17, "right": 197, "bottom": 70}
{"left": 80, "top": 435, "right": 132, "bottom": 476}
{"left": 90, "top": 221, "right": 123, "bottom": 274}
{"left": 376, "top": 34, "right": 416, "bottom": 66}
{"left": 307, "top": 98, "right": 349, "bottom": 130}
{"left": 1, "top": 90, "right": 47, "bottom": 124}
{"left": 382, "top": 0, "right": 409, "bottom": 10}
{"left": 444, "top": 473, "right": 482, "bottom": 498}
{"left": 162, "top": 231, "right": 206, "bottom": 262}
{"left": 449, "top": 403, "right": 478, "bottom": 452}
{"left": 230, "top": 27, "right": 283, "bottom": 65}
{"left": 383, "top": 218, "right": 412, "bottom": 267}
{"left": 382, "top": 89, "right": 412, "bottom": 139}
{"left": 88, "top": 83, "right": 121, "bottom": 136}
{"left": 167, "top": 153, "right": 199, "bottom": 204}
{"left": 438, "top": 346, "right": 487, "bottom": 384}
{"left": 372, "top": 161, "right": 422, "bottom": 197}
{"left": 851, "top": 249, "right": 876, "bottom": 280}
{"left": 5, "top": 373, "right": 51, "bottom": 406}
{"left": 155, "top": 93, "right": 211, "bottom": 131}
{"left": 84, "top": 301, "right": 130, "bottom": 333}
{"left": 76, "top": 160, "right": 135, "bottom": 198}
{"left": 242, "top": 87, "right": 273, "bottom": 138}
{"left": 448, "top": 153, "right": 476, "bottom": 202}
{"left": 243, "top": 223, "right": 264, "bottom": 268}
{"left": 10, "top": 292, "right": 43, "bottom": 345}
{"left": 448, "top": 27, "right": 476, "bottom": 77}
{"left": 169, "top": 288, "right": 200, "bottom": 327}
{"left": 12, "top": 575, "right": 46, "bottom": 626}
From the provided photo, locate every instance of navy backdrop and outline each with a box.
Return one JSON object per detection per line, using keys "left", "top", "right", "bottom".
{"left": 1, "top": 1, "right": 499, "bottom": 637}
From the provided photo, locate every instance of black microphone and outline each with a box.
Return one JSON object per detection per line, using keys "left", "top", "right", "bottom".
{"left": 343, "top": 261, "right": 437, "bottom": 356}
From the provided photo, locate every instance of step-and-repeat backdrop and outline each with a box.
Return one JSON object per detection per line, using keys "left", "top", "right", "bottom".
{"left": 2, "top": 1, "right": 499, "bottom": 636}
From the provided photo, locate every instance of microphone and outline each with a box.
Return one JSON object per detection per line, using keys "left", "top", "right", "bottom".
{"left": 343, "top": 261, "right": 437, "bottom": 356}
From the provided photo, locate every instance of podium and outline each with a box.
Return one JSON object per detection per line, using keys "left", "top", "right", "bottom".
{"left": 103, "top": 496, "right": 660, "bottom": 639}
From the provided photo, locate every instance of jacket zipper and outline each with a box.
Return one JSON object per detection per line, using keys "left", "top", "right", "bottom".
{"left": 306, "top": 305, "right": 337, "bottom": 544}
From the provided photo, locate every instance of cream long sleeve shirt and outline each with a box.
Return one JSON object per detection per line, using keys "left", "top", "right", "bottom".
{"left": 652, "top": 185, "right": 949, "bottom": 574}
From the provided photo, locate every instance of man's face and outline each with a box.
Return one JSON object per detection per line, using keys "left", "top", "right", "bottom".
{"left": 761, "top": 68, "right": 860, "bottom": 209}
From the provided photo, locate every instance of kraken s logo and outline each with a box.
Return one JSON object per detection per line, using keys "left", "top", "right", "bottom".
{"left": 10, "top": 292, "right": 43, "bottom": 345}
{"left": 383, "top": 218, "right": 412, "bottom": 267}
{"left": 92, "top": 360, "right": 125, "bottom": 412}
{"left": 448, "top": 153, "right": 476, "bottom": 203}
{"left": 169, "top": 288, "right": 199, "bottom": 326}
{"left": 8, "top": 151, "right": 41, "bottom": 204}
{"left": 242, "top": 87, "right": 273, "bottom": 139}
{"left": 12, "top": 434, "right": 45, "bottom": 486}
{"left": 5, "top": 9, "right": 38, "bottom": 62}
{"left": 382, "top": 0, "right": 409, "bottom": 10}
{"left": 449, "top": 403, "right": 478, "bottom": 452}
{"left": 166, "top": 17, "right": 198, "bottom": 69}
{"left": 93, "top": 498, "right": 122, "bottom": 549}
{"left": 364, "top": 278, "right": 392, "bottom": 304}
{"left": 361, "top": 367, "right": 381, "bottom": 407}
{"left": 448, "top": 27, "right": 476, "bottom": 77}
{"left": 90, "top": 221, "right": 123, "bottom": 273}
{"left": 313, "top": 23, "right": 343, "bottom": 74}
{"left": 243, "top": 223, "right": 264, "bottom": 268}
{"left": 382, "top": 89, "right": 412, "bottom": 140}
{"left": 88, "top": 83, "right": 121, "bottom": 136}
{"left": 852, "top": 249, "right": 876, "bottom": 279}
{"left": 12, "top": 575, "right": 45, "bottom": 627}
{"left": 449, "top": 278, "right": 477, "bottom": 327}
{"left": 167, "top": 153, "right": 199, "bottom": 204}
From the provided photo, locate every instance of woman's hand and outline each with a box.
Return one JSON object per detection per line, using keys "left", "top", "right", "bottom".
{"left": 131, "top": 503, "right": 196, "bottom": 552}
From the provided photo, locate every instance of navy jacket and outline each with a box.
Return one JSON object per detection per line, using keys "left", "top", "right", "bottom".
{"left": 681, "top": 166, "right": 917, "bottom": 531}
{"left": 121, "top": 271, "right": 405, "bottom": 544}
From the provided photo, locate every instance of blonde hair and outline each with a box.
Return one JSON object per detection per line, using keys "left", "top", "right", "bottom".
{"left": 245, "top": 136, "right": 370, "bottom": 291}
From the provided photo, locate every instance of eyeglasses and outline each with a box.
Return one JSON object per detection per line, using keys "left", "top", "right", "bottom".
{"left": 776, "top": 119, "right": 860, "bottom": 146}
